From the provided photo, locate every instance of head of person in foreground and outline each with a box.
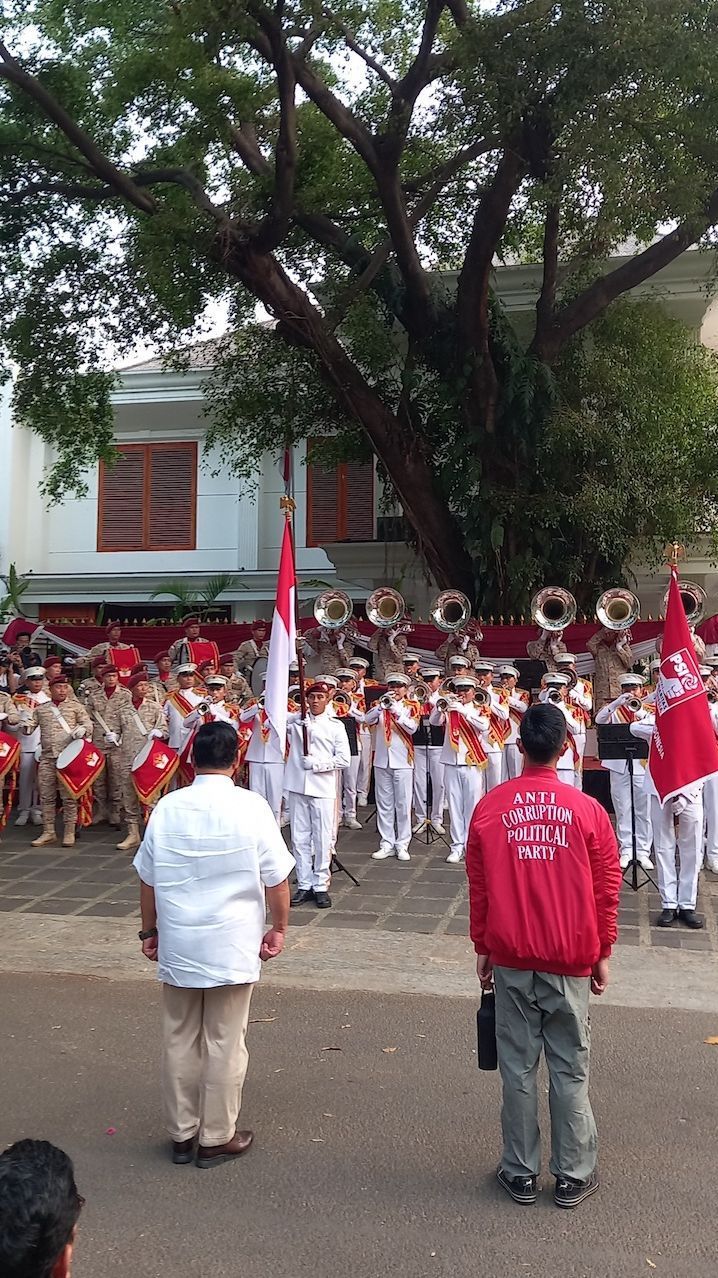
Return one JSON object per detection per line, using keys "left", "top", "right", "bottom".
{"left": 518, "top": 703, "right": 567, "bottom": 769}
{"left": 0, "top": 1139, "right": 83, "bottom": 1278}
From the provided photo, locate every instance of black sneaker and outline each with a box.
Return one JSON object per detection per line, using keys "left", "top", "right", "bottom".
{"left": 656, "top": 908, "right": 677, "bottom": 927}
{"left": 554, "top": 1172, "right": 599, "bottom": 1209}
{"left": 290, "top": 888, "right": 314, "bottom": 907}
{"left": 677, "top": 908, "right": 704, "bottom": 930}
{"left": 314, "top": 891, "right": 332, "bottom": 909}
{"left": 496, "top": 1166, "right": 537, "bottom": 1205}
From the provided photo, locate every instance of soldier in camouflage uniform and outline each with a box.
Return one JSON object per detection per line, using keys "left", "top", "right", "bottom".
{"left": 25, "top": 673, "right": 92, "bottom": 847}
{"left": 86, "top": 664, "right": 131, "bottom": 827}
{"left": 116, "top": 673, "right": 168, "bottom": 852}
{"left": 219, "top": 653, "right": 251, "bottom": 705}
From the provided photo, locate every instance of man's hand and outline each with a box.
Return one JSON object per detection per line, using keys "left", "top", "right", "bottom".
{"left": 591, "top": 958, "right": 609, "bottom": 996}
{"left": 72, "top": 727, "right": 87, "bottom": 740}
{"left": 260, "top": 928, "right": 286, "bottom": 961}
{"left": 142, "top": 935, "right": 158, "bottom": 962}
{"left": 302, "top": 755, "right": 316, "bottom": 769}
{"left": 476, "top": 954, "right": 493, "bottom": 990}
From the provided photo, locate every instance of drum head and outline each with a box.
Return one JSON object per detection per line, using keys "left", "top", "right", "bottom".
{"left": 251, "top": 656, "right": 268, "bottom": 696}
{"left": 132, "top": 739, "right": 153, "bottom": 771}
{"left": 56, "top": 739, "right": 84, "bottom": 769}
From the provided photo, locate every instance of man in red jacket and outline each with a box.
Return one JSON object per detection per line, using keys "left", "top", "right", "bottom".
{"left": 466, "top": 703, "right": 621, "bottom": 1211}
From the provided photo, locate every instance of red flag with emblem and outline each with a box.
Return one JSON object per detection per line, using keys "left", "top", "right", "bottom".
{"left": 649, "top": 567, "right": 718, "bottom": 804}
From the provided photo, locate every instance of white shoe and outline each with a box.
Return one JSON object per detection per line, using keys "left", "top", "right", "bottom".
{"left": 372, "top": 844, "right": 395, "bottom": 860}
{"left": 15, "top": 810, "right": 30, "bottom": 827}
{"left": 446, "top": 849, "right": 464, "bottom": 864}
{"left": 357, "top": 796, "right": 368, "bottom": 808}
{"left": 396, "top": 846, "right": 411, "bottom": 862}
{"left": 280, "top": 815, "right": 290, "bottom": 828}
{"left": 412, "top": 819, "right": 428, "bottom": 835}
{"left": 344, "top": 817, "right": 362, "bottom": 830}
{"left": 430, "top": 820, "right": 446, "bottom": 835}
{"left": 638, "top": 855, "right": 654, "bottom": 870}
{"left": 30, "top": 810, "right": 43, "bottom": 826}
{"left": 707, "top": 860, "right": 718, "bottom": 875}
{"left": 619, "top": 852, "right": 630, "bottom": 869}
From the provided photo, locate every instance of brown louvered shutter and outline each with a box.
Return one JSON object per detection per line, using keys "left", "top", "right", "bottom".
{"left": 148, "top": 443, "right": 197, "bottom": 549}
{"left": 307, "top": 447, "right": 340, "bottom": 544}
{"left": 342, "top": 460, "right": 375, "bottom": 541}
{"left": 97, "top": 447, "right": 146, "bottom": 550}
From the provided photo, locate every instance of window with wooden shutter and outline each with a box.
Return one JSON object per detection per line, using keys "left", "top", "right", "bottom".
{"left": 97, "top": 442, "right": 197, "bottom": 551}
{"left": 306, "top": 443, "right": 375, "bottom": 545}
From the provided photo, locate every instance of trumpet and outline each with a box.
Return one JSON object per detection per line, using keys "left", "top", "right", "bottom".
{"left": 195, "top": 699, "right": 212, "bottom": 715}
{"left": 412, "top": 680, "right": 431, "bottom": 703}
{"left": 707, "top": 690, "right": 718, "bottom": 705}
{"left": 436, "top": 694, "right": 460, "bottom": 712}
{"left": 626, "top": 697, "right": 644, "bottom": 713}
{"left": 546, "top": 689, "right": 563, "bottom": 704}
{"left": 531, "top": 586, "right": 577, "bottom": 632}
{"left": 380, "top": 692, "right": 397, "bottom": 709}
{"left": 333, "top": 690, "right": 352, "bottom": 708}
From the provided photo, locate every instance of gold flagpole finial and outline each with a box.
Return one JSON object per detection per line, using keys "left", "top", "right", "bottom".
{"left": 280, "top": 495, "right": 296, "bottom": 517}
{"left": 664, "top": 541, "right": 685, "bottom": 570}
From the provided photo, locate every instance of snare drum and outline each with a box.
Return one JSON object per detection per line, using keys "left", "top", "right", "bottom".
{"left": 56, "top": 738, "right": 105, "bottom": 798}
{"left": 0, "top": 730, "right": 21, "bottom": 782}
{"left": 131, "top": 737, "right": 179, "bottom": 805}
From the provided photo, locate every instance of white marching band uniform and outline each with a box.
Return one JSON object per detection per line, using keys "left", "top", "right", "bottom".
{"left": 239, "top": 701, "right": 287, "bottom": 824}
{"left": 284, "top": 709, "right": 350, "bottom": 893}
{"left": 363, "top": 691, "right": 419, "bottom": 860}
{"left": 430, "top": 691, "right": 489, "bottom": 863}
{"left": 630, "top": 712, "right": 704, "bottom": 915}
{"left": 412, "top": 685, "right": 446, "bottom": 832}
{"left": 595, "top": 684, "right": 653, "bottom": 870}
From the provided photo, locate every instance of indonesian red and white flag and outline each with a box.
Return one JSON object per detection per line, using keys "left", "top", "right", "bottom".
{"left": 649, "top": 567, "right": 718, "bottom": 804}
{"left": 264, "top": 518, "right": 297, "bottom": 754}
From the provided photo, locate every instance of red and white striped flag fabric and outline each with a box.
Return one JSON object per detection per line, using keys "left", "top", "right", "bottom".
{"left": 264, "top": 518, "right": 297, "bottom": 753}
{"left": 649, "top": 566, "right": 718, "bottom": 803}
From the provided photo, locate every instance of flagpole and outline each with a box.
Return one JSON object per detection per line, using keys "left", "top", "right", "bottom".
{"left": 280, "top": 494, "right": 309, "bottom": 756}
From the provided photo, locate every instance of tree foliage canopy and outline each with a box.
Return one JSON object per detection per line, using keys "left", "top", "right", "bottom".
{"left": 3, "top": 1, "right": 718, "bottom": 607}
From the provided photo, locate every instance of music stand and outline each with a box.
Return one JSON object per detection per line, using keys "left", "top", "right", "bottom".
{"left": 596, "top": 724, "right": 657, "bottom": 892}
{"left": 412, "top": 707, "right": 450, "bottom": 852}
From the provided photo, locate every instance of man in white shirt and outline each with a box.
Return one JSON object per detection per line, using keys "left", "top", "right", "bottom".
{"left": 134, "top": 721, "right": 294, "bottom": 1169}
{"left": 430, "top": 674, "right": 490, "bottom": 863}
{"left": 284, "top": 680, "right": 351, "bottom": 909}
{"left": 363, "top": 673, "right": 419, "bottom": 862}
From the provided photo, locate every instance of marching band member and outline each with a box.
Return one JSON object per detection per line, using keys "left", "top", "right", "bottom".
{"left": 24, "top": 673, "right": 92, "bottom": 848}
{"left": 284, "top": 680, "right": 351, "bottom": 909}
{"left": 448, "top": 653, "right": 473, "bottom": 679}
{"left": 656, "top": 625, "right": 706, "bottom": 663}
{"left": 184, "top": 676, "right": 239, "bottom": 728}
{"left": 556, "top": 652, "right": 593, "bottom": 774}
{"left": 167, "top": 616, "right": 213, "bottom": 667}
{"left": 9, "top": 666, "right": 48, "bottom": 826}
{"left": 163, "top": 664, "right": 203, "bottom": 753}
{"left": 239, "top": 689, "right": 286, "bottom": 824}
{"left": 304, "top": 624, "right": 356, "bottom": 674}
{"left": 595, "top": 673, "right": 653, "bottom": 869}
{"left": 537, "top": 673, "right": 582, "bottom": 787}
{"left": 195, "top": 657, "right": 217, "bottom": 689}
{"left": 474, "top": 660, "right": 510, "bottom": 791}
{"left": 129, "top": 662, "right": 163, "bottom": 707}
{"left": 369, "top": 626, "right": 408, "bottom": 682}
{"left": 412, "top": 667, "right": 446, "bottom": 836}
{"left": 630, "top": 709, "right": 705, "bottom": 929}
{"left": 86, "top": 664, "right": 131, "bottom": 827}
{"left": 645, "top": 658, "right": 661, "bottom": 701}
{"left": 526, "top": 626, "right": 567, "bottom": 671}
{"left": 234, "top": 620, "right": 269, "bottom": 676}
{"left": 363, "top": 673, "right": 419, "bottom": 862}
{"left": 701, "top": 667, "right": 718, "bottom": 875}
{"left": 116, "top": 673, "right": 169, "bottom": 852}
{"left": 348, "top": 656, "right": 374, "bottom": 807}
{"left": 429, "top": 674, "right": 489, "bottom": 863}
{"left": 77, "top": 654, "right": 109, "bottom": 703}
{"left": 74, "top": 620, "right": 133, "bottom": 670}
{"left": 436, "top": 628, "right": 482, "bottom": 675}
{"left": 497, "top": 664, "right": 529, "bottom": 781}
{"left": 402, "top": 652, "right": 422, "bottom": 689}
{"left": 587, "top": 626, "right": 633, "bottom": 707}
{"left": 219, "top": 653, "right": 251, "bottom": 704}
{"left": 335, "top": 669, "right": 365, "bottom": 830}
{"left": 151, "top": 651, "right": 175, "bottom": 700}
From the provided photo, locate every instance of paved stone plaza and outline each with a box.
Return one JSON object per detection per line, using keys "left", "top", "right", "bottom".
{"left": 1, "top": 813, "right": 716, "bottom": 952}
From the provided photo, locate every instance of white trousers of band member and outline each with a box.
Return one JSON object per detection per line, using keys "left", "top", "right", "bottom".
{"left": 374, "top": 766, "right": 413, "bottom": 851}
{"left": 445, "top": 766, "right": 485, "bottom": 857}
{"left": 18, "top": 752, "right": 39, "bottom": 814}
{"left": 609, "top": 770, "right": 652, "bottom": 858}
{"left": 288, "top": 792, "right": 336, "bottom": 891}
{"left": 485, "top": 750, "right": 505, "bottom": 792}
{"left": 504, "top": 743, "right": 523, "bottom": 781}
{"left": 357, "top": 728, "right": 372, "bottom": 800}
{"left": 703, "top": 774, "right": 718, "bottom": 867}
{"left": 248, "top": 762, "right": 284, "bottom": 824}
{"left": 650, "top": 792, "right": 703, "bottom": 910}
{"left": 342, "top": 754, "right": 361, "bottom": 820}
{"left": 413, "top": 746, "right": 445, "bottom": 823}
{"left": 559, "top": 768, "right": 580, "bottom": 789}
{"left": 573, "top": 732, "right": 586, "bottom": 790}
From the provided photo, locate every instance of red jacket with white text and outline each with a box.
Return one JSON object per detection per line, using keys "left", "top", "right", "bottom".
{"left": 466, "top": 766, "right": 621, "bottom": 977}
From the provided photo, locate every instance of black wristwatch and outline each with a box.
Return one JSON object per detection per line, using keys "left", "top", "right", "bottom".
{"left": 138, "top": 927, "right": 158, "bottom": 941}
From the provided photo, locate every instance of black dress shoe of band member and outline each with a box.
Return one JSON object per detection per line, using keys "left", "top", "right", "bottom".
{"left": 171, "top": 1138, "right": 195, "bottom": 1165}
{"left": 314, "top": 891, "right": 332, "bottom": 909}
{"left": 496, "top": 1166, "right": 537, "bottom": 1205}
{"left": 656, "top": 908, "right": 677, "bottom": 927}
{"left": 290, "top": 888, "right": 314, "bottom": 907}
{"left": 554, "top": 1172, "right": 599, "bottom": 1209}
{"left": 678, "top": 907, "right": 704, "bottom": 930}
{"left": 196, "top": 1130, "right": 254, "bottom": 1169}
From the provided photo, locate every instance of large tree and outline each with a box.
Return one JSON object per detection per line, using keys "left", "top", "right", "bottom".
{"left": 3, "top": 1, "right": 718, "bottom": 608}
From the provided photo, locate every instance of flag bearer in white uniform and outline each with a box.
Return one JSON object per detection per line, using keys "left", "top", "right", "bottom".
{"left": 630, "top": 710, "right": 705, "bottom": 929}
{"left": 284, "top": 681, "right": 350, "bottom": 909}
{"left": 497, "top": 665, "right": 529, "bottom": 781}
{"left": 537, "top": 673, "right": 583, "bottom": 788}
{"left": 430, "top": 674, "right": 489, "bottom": 864}
{"left": 10, "top": 667, "right": 48, "bottom": 825}
{"left": 412, "top": 666, "right": 446, "bottom": 835}
{"left": 595, "top": 673, "right": 653, "bottom": 869}
{"left": 474, "top": 660, "right": 510, "bottom": 790}
{"left": 363, "top": 673, "right": 419, "bottom": 862}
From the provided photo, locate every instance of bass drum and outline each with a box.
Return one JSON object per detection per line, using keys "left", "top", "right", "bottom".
{"left": 251, "top": 655, "right": 268, "bottom": 696}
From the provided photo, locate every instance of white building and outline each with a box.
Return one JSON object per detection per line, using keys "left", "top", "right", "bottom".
{"left": 2, "top": 250, "right": 718, "bottom": 623}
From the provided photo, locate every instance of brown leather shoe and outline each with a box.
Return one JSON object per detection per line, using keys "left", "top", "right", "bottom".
{"left": 171, "top": 1138, "right": 195, "bottom": 1165}
{"left": 196, "top": 1130, "right": 254, "bottom": 1169}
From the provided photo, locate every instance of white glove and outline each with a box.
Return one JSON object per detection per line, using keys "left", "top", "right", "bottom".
{"left": 302, "top": 756, "right": 317, "bottom": 770}
{"left": 672, "top": 794, "right": 689, "bottom": 816}
{"left": 105, "top": 732, "right": 120, "bottom": 747}
{"left": 34, "top": 745, "right": 42, "bottom": 763}
{"left": 150, "top": 728, "right": 165, "bottom": 739}
{"left": 0, "top": 712, "right": 5, "bottom": 722}
{"left": 72, "top": 727, "right": 87, "bottom": 740}
{"left": 460, "top": 634, "right": 469, "bottom": 651}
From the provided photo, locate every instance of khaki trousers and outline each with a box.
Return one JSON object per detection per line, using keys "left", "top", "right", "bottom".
{"left": 38, "top": 757, "right": 77, "bottom": 829}
{"left": 494, "top": 967, "right": 597, "bottom": 1182}
{"left": 161, "top": 982, "right": 255, "bottom": 1145}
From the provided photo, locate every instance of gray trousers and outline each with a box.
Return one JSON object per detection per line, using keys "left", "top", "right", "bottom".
{"left": 494, "top": 967, "right": 597, "bottom": 1182}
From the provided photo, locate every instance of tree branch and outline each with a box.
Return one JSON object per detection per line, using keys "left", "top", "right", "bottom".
{"left": 321, "top": 8, "right": 398, "bottom": 90}
{"left": 0, "top": 42, "right": 157, "bottom": 215}
{"left": 253, "top": 19, "right": 298, "bottom": 250}
{"left": 227, "top": 122, "right": 272, "bottom": 177}
{"left": 533, "top": 199, "right": 560, "bottom": 345}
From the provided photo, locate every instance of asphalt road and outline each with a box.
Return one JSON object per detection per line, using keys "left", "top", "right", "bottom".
{"left": 2, "top": 975, "right": 717, "bottom": 1277}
